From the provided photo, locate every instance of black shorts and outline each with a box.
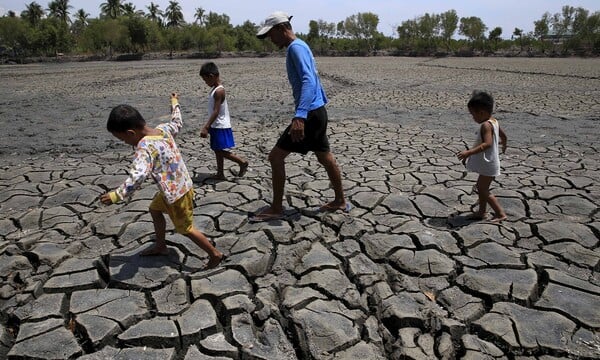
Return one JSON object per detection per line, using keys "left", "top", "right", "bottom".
{"left": 276, "top": 106, "right": 330, "bottom": 155}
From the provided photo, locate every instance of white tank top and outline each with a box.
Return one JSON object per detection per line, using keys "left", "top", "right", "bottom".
{"left": 465, "top": 118, "right": 500, "bottom": 177}
{"left": 208, "top": 85, "right": 231, "bottom": 129}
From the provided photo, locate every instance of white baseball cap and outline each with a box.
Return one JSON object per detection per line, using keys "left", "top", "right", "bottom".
{"left": 256, "top": 11, "right": 293, "bottom": 39}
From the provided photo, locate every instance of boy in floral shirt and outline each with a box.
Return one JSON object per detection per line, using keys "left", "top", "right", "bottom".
{"left": 100, "top": 93, "right": 224, "bottom": 269}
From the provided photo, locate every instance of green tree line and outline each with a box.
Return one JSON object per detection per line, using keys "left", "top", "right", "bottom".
{"left": 1, "top": 1, "right": 598, "bottom": 61}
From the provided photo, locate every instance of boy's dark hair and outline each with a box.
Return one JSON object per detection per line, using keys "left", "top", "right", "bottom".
{"left": 107, "top": 104, "right": 146, "bottom": 132}
{"left": 200, "top": 62, "right": 219, "bottom": 76}
{"left": 468, "top": 91, "right": 494, "bottom": 113}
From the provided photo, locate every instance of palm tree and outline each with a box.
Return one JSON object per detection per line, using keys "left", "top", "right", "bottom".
{"left": 122, "top": 2, "right": 134, "bottom": 15}
{"left": 74, "top": 8, "right": 89, "bottom": 25}
{"left": 47, "top": 0, "right": 71, "bottom": 24}
{"left": 71, "top": 8, "right": 89, "bottom": 35}
{"left": 100, "top": 0, "right": 124, "bottom": 19}
{"left": 122, "top": 2, "right": 144, "bottom": 17}
{"left": 165, "top": 0, "right": 184, "bottom": 27}
{"left": 21, "top": 1, "right": 45, "bottom": 27}
{"left": 513, "top": 27, "right": 524, "bottom": 51}
{"left": 194, "top": 7, "right": 205, "bottom": 26}
{"left": 146, "top": 2, "right": 163, "bottom": 23}
{"left": 48, "top": 1, "right": 58, "bottom": 17}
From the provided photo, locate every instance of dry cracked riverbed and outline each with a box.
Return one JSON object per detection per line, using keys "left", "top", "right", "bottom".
{"left": 0, "top": 57, "right": 599, "bottom": 359}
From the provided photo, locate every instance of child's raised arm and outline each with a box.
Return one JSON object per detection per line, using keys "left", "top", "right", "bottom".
{"left": 161, "top": 92, "right": 183, "bottom": 137}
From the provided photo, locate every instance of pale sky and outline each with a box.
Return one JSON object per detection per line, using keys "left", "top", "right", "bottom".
{"left": 1, "top": 0, "right": 598, "bottom": 38}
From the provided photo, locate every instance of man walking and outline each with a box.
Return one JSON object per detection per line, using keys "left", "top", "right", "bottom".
{"left": 250, "top": 11, "right": 348, "bottom": 222}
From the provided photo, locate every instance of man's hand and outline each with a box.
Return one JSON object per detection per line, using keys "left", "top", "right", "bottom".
{"left": 290, "top": 118, "right": 305, "bottom": 143}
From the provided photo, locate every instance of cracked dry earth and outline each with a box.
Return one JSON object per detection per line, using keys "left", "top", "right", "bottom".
{"left": 0, "top": 57, "right": 599, "bottom": 359}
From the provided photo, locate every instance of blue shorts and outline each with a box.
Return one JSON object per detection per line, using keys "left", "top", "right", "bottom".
{"left": 209, "top": 127, "right": 235, "bottom": 151}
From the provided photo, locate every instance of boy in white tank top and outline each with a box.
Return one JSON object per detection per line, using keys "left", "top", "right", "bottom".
{"left": 199, "top": 62, "right": 248, "bottom": 181}
{"left": 457, "top": 91, "right": 508, "bottom": 223}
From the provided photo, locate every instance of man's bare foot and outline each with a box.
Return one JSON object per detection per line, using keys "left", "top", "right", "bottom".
{"left": 207, "top": 173, "right": 226, "bottom": 181}
{"left": 248, "top": 208, "right": 284, "bottom": 222}
{"left": 238, "top": 162, "right": 249, "bottom": 177}
{"left": 140, "top": 245, "right": 169, "bottom": 256}
{"left": 490, "top": 214, "right": 507, "bottom": 223}
{"left": 203, "top": 253, "right": 226, "bottom": 270}
{"left": 465, "top": 212, "right": 488, "bottom": 221}
{"left": 319, "top": 201, "right": 352, "bottom": 213}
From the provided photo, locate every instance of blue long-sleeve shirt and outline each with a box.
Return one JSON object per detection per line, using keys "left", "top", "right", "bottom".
{"left": 286, "top": 39, "right": 328, "bottom": 119}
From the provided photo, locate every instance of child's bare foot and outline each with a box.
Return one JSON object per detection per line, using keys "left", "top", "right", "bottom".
{"left": 490, "top": 214, "right": 507, "bottom": 223}
{"left": 140, "top": 245, "right": 169, "bottom": 256}
{"left": 238, "top": 162, "right": 249, "bottom": 177}
{"left": 465, "top": 212, "right": 487, "bottom": 221}
{"left": 203, "top": 253, "right": 226, "bottom": 270}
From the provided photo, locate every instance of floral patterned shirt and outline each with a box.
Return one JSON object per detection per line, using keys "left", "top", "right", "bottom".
{"left": 109, "top": 102, "right": 193, "bottom": 204}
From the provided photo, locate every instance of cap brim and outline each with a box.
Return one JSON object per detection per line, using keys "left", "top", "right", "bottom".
{"left": 256, "top": 25, "right": 273, "bottom": 39}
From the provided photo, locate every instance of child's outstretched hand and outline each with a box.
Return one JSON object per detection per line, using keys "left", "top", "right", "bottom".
{"left": 99, "top": 193, "right": 113, "bottom": 205}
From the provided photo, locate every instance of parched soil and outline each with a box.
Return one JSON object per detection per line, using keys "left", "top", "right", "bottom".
{"left": 0, "top": 57, "right": 599, "bottom": 359}
{"left": 0, "top": 57, "right": 598, "bottom": 159}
